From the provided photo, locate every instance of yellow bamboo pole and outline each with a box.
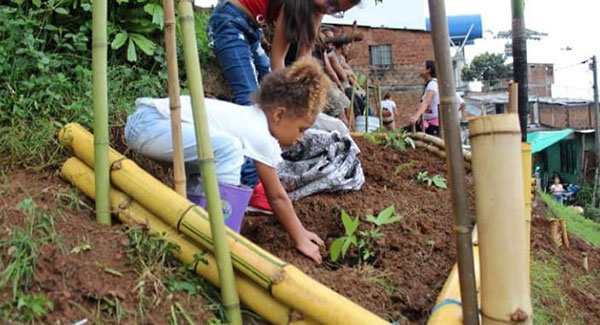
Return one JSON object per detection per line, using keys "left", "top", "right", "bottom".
{"left": 163, "top": 0, "right": 186, "bottom": 196}
{"left": 428, "top": 229, "right": 481, "bottom": 325}
{"left": 469, "top": 114, "right": 532, "bottom": 324}
{"left": 508, "top": 82, "right": 518, "bottom": 114}
{"left": 59, "top": 123, "right": 387, "bottom": 325}
{"left": 349, "top": 86, "right": 356, "bottom": 131}
{"left": 521, "top": 142, "right": 532, "bottom": 295}
{"left": 60, "top": 157, "right": 318, "bottom": 325}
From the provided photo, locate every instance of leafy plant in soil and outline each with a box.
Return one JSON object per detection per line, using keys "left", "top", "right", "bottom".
{"left": 364, "top": 129, "right": 415, "bottom": 151}
{"left": 416, "top": 171, "right": 447, "bottom": 189}
{"left": 330, "top": 206, "right": 403, "bottom": 264}
{"left": 394, "top": 161, "right": 415, "bottom": 175}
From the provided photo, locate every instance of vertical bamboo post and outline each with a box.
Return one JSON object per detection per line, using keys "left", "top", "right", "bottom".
{"left": 560, "top": 219, "right": 570, "bottom": 248}
{"left": 178, "top": 1, "right": 242, "bottom": 324}
{"left": 550, "top": 219, "right": 561, "bottom": 247}
{"left": 509, "top": 82, "right": 518, "bottom": 114}
{"left": 365, "top": 79, "right": 370, "bottom": 132}
{"left": 349, "top": 86, "right": 356, "bottom": 131}
{"left": 428, "top": 1, "right": 479, "bottom": 324}
{"left": 92, "top": 0, "right": 111, "bottom": 225}
{"left": 376, "top": 85, "right": 383, "bottom": 129}
{"left": 582, "top": 252, "right": 589, "bottom": 271}
{"left": 469, "top": 114, "right": 532, "bottom": 324}
{"left": 521, "top": 142, "right": 532, "bottom": 296}
{"left": 163, "top": 0, "right": 186, "bottom": 196}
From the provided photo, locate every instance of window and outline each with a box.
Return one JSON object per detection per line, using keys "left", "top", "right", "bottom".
{"left": 369, "top": 44, "right": 392, "bottom": 66}
{"left": 560, "top": 141, "right": 575, "bottom": 174}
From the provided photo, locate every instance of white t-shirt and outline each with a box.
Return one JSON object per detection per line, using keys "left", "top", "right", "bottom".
{"left": 422, "top": 78, "right": 439, "bottom": 121}
{"left": 135, "top": 96, "right": 283, "bottom": 168}
{"left": 380, "top": 99, "right": 396, "bottom": 115}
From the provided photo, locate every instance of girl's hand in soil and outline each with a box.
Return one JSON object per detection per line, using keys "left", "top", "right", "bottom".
{"left": 294, "top": 229, "right": 324, "bottom": 264}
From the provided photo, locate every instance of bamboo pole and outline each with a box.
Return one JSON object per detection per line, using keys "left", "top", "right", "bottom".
{"left": 59, "top": 123, "right": 387, "bottom": 325}
{"left": 178, "top": 2, "right": 241, "bottom": 323}
{"left": 376, "top": 85, "right": 383, "bottom": 129}
{"left": 349, "top": 86, "right": 356, "bottom": 131}
{"left": 521, "top": 142, "right": 532, "bottom": 297}
{"left": 91, "top": 0, "right": 110, "bottom": 225}
{"left": 428, "top": 2, "right": 479, "bottom": 323}
{"left": 469, "top": 114, "right": 532, "bottom": 324}
{"left": 365, "top": 79, "right": 370, "bottom": 132}
{"left": 163, "top": 0, "right": 186, "bottom": 196}
{"left": 550, "top": 219, "right": 561, "bottom": 247}
{"left": 508, "top": 82, "right": 518, "bottom": 114}
{"left": 560, "top": 219, "right": 570, "bottom": 248}
{"left": 582, "top": 252, "right": 589, "bottom": 271}
{"left": 60, "top": 157, "right": 318, "bottom": 325}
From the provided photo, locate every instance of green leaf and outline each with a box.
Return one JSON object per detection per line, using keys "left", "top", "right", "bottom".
{"left": 395, "top": 161, "right": 414, "bottom": 174}
{"left": 330, "top": 237, "right": 344, "bottom": 262}
{"left": 127, "top": 38, "right": 137, "bottom": 62}
{"left": 365, "top": 214, "right": 377, "bottom": 224}
{"left": 144, "top": 3, "right": 164, "bottom": 28}
{"left": 405, "top": 137, "right": 416, "bottom": 149}
{"left": 54, "top": 7, "right": 69, "bottom": 15}
{"left": 377, "top": 205, "right": 395, "bottom": 223}
{"left": 432, "top": 175, "right": 447, "bottom": 189}
{"left": 341, "top": 210, "right": 359, "bottom": 236}
{"left": 111, "top": 32, "right": 128, "bottom": 50}
{"left": 32, "top": 0, "right": 41, "bottom": 7}
{"left": 130, "top": 33, "right": 156, "bottom": 55}
{"left": 341, "top": 235, "right": 357, "bottom": 258}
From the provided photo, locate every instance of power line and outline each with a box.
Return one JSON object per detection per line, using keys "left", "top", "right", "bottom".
{"left": 554, "top": 59, "right": 590, "bottom": 71}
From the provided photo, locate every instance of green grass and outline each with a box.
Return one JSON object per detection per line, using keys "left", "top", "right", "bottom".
{"left": 539, "top": 191, "right": 600, "bottom": 247}
{"left": 531, "top": 253, "right": 574, "bottom": 324}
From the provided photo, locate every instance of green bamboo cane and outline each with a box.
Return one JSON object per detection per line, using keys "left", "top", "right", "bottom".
{"left": 92, "top": 0, "right": 110, "bottom": 225}
{"left": 376, "top": 85, "right": 383, "bottom": 129}
{"left": 349, "top": 86, "right": 356, "bottom": 131}
{"left": 163, "top": 0, "right": 186, "bottom": 196}
{"left": 178, "top": 1, "right": 242, "bottom": 324}
{"left": 365, "top": 79, "right": 370, "bottom": 132}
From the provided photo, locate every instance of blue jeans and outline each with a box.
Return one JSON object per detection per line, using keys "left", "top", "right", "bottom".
{"left": 207, "top": 1, "right": 271, "bottom": 106}
{"left": 125, "top": 105, "right": 246, "bottom": 195}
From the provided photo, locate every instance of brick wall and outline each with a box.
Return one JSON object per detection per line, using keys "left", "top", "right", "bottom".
{"left": 538, "top": 103, "right": 593, "bottom": 129}
{"left": 330, "top": 24, "right": 434, "bottom": 124}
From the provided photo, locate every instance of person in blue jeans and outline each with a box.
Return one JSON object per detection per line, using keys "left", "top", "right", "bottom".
{"left": 208, "top": 0, "right": 361, "bottom": 187}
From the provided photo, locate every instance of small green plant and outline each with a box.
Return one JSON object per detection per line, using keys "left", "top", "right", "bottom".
{"left": 330, "top": 206, "right": 403, "bottom": 263}
{"left": 364, "top": 129, "right": 415, "bottom": 151}
{"left": 394, "top": 161, "right": 414, "bottom": 174}
{"left": 16, "top": 293, "right": 54, "bottom": 322}
{"left": 416, "top": 171, "right": 447, "bottom": 189}
{"left": 329, "top": 210, "right": 359, "bottom": 262}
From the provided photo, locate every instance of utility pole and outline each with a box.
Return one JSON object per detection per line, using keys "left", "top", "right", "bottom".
{"left": 592, "top": 56, "right": 600, "bottom": 207}
{"left": 512, "top": 0, "right": 528, "bottom": 142}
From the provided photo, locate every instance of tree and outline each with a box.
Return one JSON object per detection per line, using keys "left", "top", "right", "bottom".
{"left": 461, "top": 52, "right": 513, "bottom": 89}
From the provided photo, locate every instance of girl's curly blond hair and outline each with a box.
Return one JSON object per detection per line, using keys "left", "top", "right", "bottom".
{"left": 253, "top": 56, "right": 330, "bottom": 118}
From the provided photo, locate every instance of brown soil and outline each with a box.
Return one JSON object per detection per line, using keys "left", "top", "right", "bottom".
{"left": 531, "top": 202, "right": 600, "bottom": 323}
{"left": 243, "top": 137, "right": 465, "bottom": 323}
{"left": 0, "top": 169, "right": 213, "bottom": 324}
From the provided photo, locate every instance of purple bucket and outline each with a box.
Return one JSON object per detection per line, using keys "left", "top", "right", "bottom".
{"left": 187, "top": 183, "right": 253, "bottom": 233}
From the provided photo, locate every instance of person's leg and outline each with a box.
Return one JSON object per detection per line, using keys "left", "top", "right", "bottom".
{"left": 208, "top": 3, "right": 262, "bottom": 106}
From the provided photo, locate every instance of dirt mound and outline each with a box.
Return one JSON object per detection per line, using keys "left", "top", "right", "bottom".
{"left": 243, "top": 137, "right": 465, "bottom": 323}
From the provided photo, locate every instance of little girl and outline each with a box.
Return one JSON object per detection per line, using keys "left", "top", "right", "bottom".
{"left": 124, "top": 57, "right": 330, "bottom": 263}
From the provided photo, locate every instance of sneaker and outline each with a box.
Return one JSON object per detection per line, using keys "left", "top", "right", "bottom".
{"left": 247, "top": 181, "right": 273, "bottom": 215}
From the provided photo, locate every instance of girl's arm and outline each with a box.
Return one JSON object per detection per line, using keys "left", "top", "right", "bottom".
{"left": 323, "top": 51, "right": 343, "bottom": 89}
{"left": 271, "top": 10, "right": 291, "bottom": 71}
{"left": 255, "top": 161, "right": 324, "bottom": 263}
{"left": 409, "top": 89, "right": 435, "bottom": 124}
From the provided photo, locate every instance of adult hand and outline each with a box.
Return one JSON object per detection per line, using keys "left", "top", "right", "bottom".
{"left": 295, "top": 229, "right": 324, "bottom": 264}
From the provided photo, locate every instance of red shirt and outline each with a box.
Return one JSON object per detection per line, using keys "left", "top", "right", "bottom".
{"left": 239, "top": 0, "right": 272, "bottom": 25}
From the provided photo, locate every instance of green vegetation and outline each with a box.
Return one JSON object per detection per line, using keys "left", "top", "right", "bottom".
{"left": 394, "top": 161, "right": 414, "bottom": 174}
{"left": 330, "top": 206, "right": 403, "bottom": 263}
{"left": 416, "top": 171, "right": 447, "bottom": 189}
{"left": 461, "top": 52, "right": 513, "bottom": 89}
{"left": 364, "top": 129, "right": 415, "bottom": 151}
{"left": 539, "top": 191, "right": 600, "bottom": 247}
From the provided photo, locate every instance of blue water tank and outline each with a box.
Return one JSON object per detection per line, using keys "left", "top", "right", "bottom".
{"left": 425, "top": 15, "right": 483, "bottom": 45}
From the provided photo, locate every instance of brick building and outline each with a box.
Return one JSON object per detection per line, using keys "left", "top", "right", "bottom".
{"left": 329, "top": 24, "right": 434, "bottom": 123}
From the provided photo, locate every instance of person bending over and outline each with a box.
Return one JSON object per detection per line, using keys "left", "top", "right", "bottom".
{"left": 124, "top": 57, "right": 330, "bottom": 263}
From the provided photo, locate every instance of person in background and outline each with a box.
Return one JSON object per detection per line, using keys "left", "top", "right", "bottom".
{"left": 406, "top": 60, "right": 440, "bottom": 136}
{"left": 379, "top": 92, "right": 397, "bottom": 129}
{"left": 124, "top": 57, "right": 330, "bottom": 263}
{"left": 549, "top": 175, "right": 565, "bottom": 204}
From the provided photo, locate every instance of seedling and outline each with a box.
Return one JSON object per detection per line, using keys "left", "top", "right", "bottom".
{"left": 395, "top": 161, "right": 415, "bottom": 174}
{"left": 17, "top": 293, "right": 54, "bottom": 321}
{"left": 364, "top": 129, "right": 415, "bottom": 151}
{"left": 329, "top": 210, "right": 359, "bottom": 262}
{"left": 416, "top": 171, "right": 447, "bottom": 189}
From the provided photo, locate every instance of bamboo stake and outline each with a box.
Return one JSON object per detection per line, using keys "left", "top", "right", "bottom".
{"left": 163, "top": 0, "right": 186, "bottom": 196}
{"left": 469, "top": 114, "right": 532, "bottom": 324}
{"left": 349, "top": 86, "right": 356, "bottom": 131}
{"left": 560, "top": 219, "right": 570, "bottom": 248}
{"left": 178, "top": 1, "right": 241, "bottom": 324}
{"left": 582, "top": 252, "right": 589, "bottom": 271}
{"left": 376, "top": 85, "right": 383, "bottom": 129}
{"left": 508, "top": 82, "right": 518, "bottom": 114}
{"left": 91, "top": 0, "right": 110, "bottom": 225}
{"left": 550, "top": 219, "right": 561, "bottom": 248}
{"left": 365, "top": 79, "right": 370, "bottom": 132}
{"left": 427, "top": 3, "right": 479, "bottom": 322}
